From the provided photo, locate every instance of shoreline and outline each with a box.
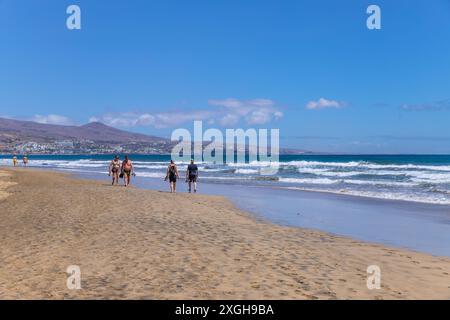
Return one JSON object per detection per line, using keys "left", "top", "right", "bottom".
{"left": 3, "top": 155, "right": 450, "bottom": 208}
{"left": 5, "top": 166, "right": 450, "bottom": 256}
{"left": 42, "top": 167, "right": 450, "bottom": 207}
{"left": 281, "top": 185, "right": 450, "bottom": 206}
{"left": 68, "top": 169, "right": 450, "bottom": 257}
{"left": 1, "top": 168, "right": 449, "bottom": 299}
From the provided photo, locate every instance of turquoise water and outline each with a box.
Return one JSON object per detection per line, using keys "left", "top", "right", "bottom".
{"left": 2, "top": 154, "right": 450, "bottom": 205}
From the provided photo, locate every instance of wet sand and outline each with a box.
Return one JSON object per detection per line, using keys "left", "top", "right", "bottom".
{"left": 0, "top": 168, "right": 449, "bottom": 299}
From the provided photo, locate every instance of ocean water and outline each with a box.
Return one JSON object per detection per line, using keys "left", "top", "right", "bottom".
{"left": 2, "top": 154, "right": 450, "bottom": 205}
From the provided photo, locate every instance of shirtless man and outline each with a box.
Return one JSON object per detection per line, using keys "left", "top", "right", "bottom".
{"left": 109, "top": 155, "right": 121, "bottom": 185}
{"left": 121, "top": 155, "right": 134, "bottom": 187}
{"left": 23, "top": 155, "right": 29, "bottom": 167}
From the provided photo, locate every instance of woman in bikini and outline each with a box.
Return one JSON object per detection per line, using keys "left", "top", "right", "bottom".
{"left": 121, "top": 155, "right": 134, "bottom": 187}
{"left": 165, "top": 160, "right": 179, "bottom": 193}
{"left": 109, "top": 155, "right": 121, "bottom": 185}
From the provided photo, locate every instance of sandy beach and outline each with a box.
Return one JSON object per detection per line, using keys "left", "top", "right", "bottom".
{"left": 0, "top": 171, "right": 16, "bottom": 201}
{"left": 0, "top": 168, "right": 449, "bottom": 299}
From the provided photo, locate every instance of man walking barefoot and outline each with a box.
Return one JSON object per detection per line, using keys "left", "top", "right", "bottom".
{"left": 121, "top": 155, "right": 134, "bottom": 187}
{"left": 186, "top": 159, "right": 198, "bottom": 193}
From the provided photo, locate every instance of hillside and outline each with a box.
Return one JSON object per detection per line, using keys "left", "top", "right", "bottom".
{"left": 0, "top": 117, "right": 308, "bottom": 155}
{"left": 0, "top": 118, "right": 173, "bottom": 154}
{"left": 0, "top": 118, "right": 168, "bottom": 144}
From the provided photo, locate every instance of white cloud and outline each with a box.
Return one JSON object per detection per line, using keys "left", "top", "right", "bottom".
{"left": 219, "top": 113, "right": 240, "bottom": 126}
{"left": 93, "top": 111, "right": 215, "bottom": 129}
{"left": 92, "top": 98, "right": 283, "bottom": 128}
{"left": 246, "top": 108, "right": 283, "bottom": 125}
{"left": 306, "top": 98, "right": 344, "bottom": 110}
{"left": 32, "top": 114, "right": 74, "bottom": 125}
{"left": 208, "top": 98, "right": 244, "bottom": 109}
{"left": 209, "top": 98, "right": 282, "bottom": 126}
{"left": 247, "top": 99, "right": 275, "bottom": 108}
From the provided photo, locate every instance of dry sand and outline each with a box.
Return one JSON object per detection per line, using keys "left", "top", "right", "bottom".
{"left": 0, "top": 168, "right": 449, "bottom": 299}
{"left": 0, "top": 170, "right": 16, "bottom": 201}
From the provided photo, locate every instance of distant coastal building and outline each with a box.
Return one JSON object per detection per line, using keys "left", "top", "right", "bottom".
{"left": 55, "top": 140, "right": 74, "bottom": 148}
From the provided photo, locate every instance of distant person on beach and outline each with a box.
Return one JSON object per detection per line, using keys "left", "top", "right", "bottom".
{"left": 186, "top": 159, "right": 198, "bottom": 193}
{"left": 165, "top": 160, "right": 179, "bottom": 193}
{"left": 121, "top": 155, "right": 134, "bottom": 187}
{"left": 22, "top": 155, "right": 28, "bottom": 167}
{"left": 109, "top": 155, "right": 122, "bottom": 185}
{"left": 12, "top": 155, "right": 18, "bottom": 167}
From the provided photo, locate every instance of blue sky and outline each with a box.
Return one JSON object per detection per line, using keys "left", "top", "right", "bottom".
{"left": 1, "top": 0, "right": 449, "bottom": 153}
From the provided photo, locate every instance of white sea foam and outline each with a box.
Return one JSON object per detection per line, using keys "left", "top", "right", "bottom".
{"left": 279, "top": 177, "right": 339, "bottom": 185}
{"left": 410, "top": 172, "right": 450, "bottom": 184}
{"left": 20, "top": 157, "right": 450, "bottom": 205}
{"left": 235, "top": 169, "right": 259, "bottom": 174}
{"left": 227, "top": 160, "right": 450, "bottom": 172}
{"left": 200, "top": 176, "right": 253, "bottom": 181}
{"left": 134, "top": 164, "right": 169, "bottom": 170}
{"left": 28, "top": 158, "right": 450, "bottom": 173}
{"left": 29, "top": 159, "right": 107, "bottom": 168}
{"left": 202, "top": 168, "right": 228, "bottom": 172}
{"left": 135, "top": 172, "right": 165, "bottom": 178}
{"left": 279, "top": 177, "right": 414, "bottom": 187}
{"left": 343, "top": 179, "right": 414, "bottom": 187}
{"left": 285, "top": 187, "right": 450, "bottom": 205}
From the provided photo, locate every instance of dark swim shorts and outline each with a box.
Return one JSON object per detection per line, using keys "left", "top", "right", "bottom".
{"left": 123, "top": 170, "right": 131, "bottom": 177}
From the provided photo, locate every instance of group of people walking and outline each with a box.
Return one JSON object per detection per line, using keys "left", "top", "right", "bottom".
{"left": 11, "top": 155, "right": 28, "bottom": 167}
{"left": 109, "top": 155, "right": 135, "bottom": 187}
{"left": 109, "top": 156, "right": 198, "bottom": 193}
{"left": 165, "top": 159, "right": 198, "bottom": 193}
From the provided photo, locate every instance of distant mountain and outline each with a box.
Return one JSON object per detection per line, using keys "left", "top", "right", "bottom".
{"left": 0, "top": 117, "right": 310, "bottom": 155}
{"left": 0, "top": 118, "right": 167, "bottom": 144}
{"left": 0, "top": 118, "right": 173, "bottom": 154}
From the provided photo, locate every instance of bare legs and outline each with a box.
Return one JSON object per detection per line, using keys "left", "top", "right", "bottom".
{"left": 111, "top": 171, "right": 119, "bottom": 185}
{"left": 188, "top": 181, "right": 197, "bottom": 193}
{"left": 170, "top": 181, "right": 177, "bottom": 193}
{"left": 124, "top": 174, "right": 131, "bottom": 187}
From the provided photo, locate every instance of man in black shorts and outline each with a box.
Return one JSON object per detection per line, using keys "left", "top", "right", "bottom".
{"left": 186, "top": 159, "right": 198, "bottom": 193}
